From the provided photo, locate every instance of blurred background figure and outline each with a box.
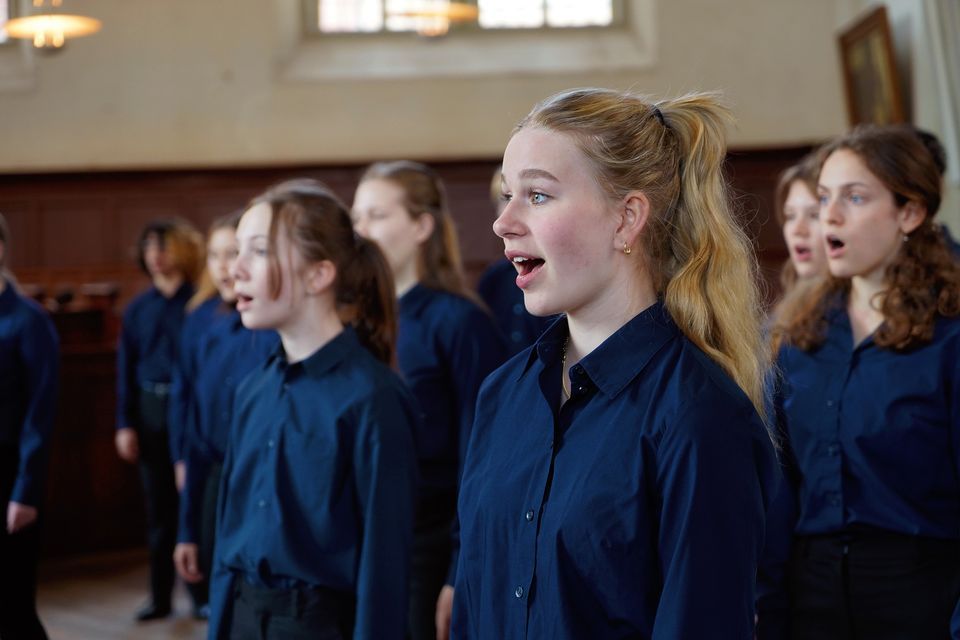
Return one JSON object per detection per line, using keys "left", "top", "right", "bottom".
{"left": 0, "top": 212, "right": 59, "bottom": 640}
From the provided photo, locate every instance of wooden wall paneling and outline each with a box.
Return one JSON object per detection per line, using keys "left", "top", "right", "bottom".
{"left": 0, "top": 201, "right": 43, "bottom": 269}
{"left": 41, "top": 198, "right": 114, "bottom": 269}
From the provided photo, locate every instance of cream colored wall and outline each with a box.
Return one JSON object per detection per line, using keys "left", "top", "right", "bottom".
{"left": 0, "top": 0, "right": 848, "bottom": 172}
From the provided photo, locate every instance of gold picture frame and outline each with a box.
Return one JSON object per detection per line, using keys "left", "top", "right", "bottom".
{"left": 838, "top": 5, "right": 906, "bottom": 126}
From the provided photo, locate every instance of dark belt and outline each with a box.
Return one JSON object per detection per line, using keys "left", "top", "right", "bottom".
{"left": 796, "top": 529, "right": 959, "bottom": 563}
{"left": 234, "top": 575, "right": 354, "bottom": 619}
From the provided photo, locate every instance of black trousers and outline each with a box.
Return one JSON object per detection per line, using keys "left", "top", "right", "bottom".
{"left": 408, "top": 496, "right": 454, "bottom": 640}
{"left": 137, "top": 389, "right": 205, "bottom": 608}
{"left": 790, "top": 530, "right": 960, "bottom": 639}
{"left": 197, "top": 461, "right": 222, "bottom": 594}
{"left": 0, "top": 446, "right": 48, "bottom": 640}
{"left": 229, "top": 578, "right": 355, "bottom": 640}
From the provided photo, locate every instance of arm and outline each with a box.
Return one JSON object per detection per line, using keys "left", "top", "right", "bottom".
{"left": 167, "top": 317, "right": 203, "bottom": 465}
{"left": 10, "top": 309, "right": 60, "bottom": 509}
{"left": 653, "top": 401, "right": 778, "bottom": 640}
{"left": 352, "top": 390, "right": 418, "bottom": 640}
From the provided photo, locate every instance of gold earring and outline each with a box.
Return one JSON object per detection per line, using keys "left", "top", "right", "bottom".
{"left": 623, "top": 242, "right": 632, "bottom": 255}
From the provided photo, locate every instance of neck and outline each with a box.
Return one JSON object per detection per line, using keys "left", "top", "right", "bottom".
{"left": 278, "top": 300, "right": 344, "bottom": 363}
{"left": 847, "top": 274, "right": 887, "bottom": 345}
{"left": 154, "top": 273, "right": 185, "bottom": 298}
{"left": 394, "top": 263, "right": 419, "bottom": 298}
{"left": 564, "top": 272, "right": 658, "bottom": 365}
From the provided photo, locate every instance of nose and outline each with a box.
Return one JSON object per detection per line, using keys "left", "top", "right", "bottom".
{"left": 230, "top": 251, "right": 248, "bottom": 282}
{"left": 821, "top": 197, "right": 843, "bottom": 227}
{"left": 352, "top": 214, "right": 369, "bottom": 238}
{"left": 492, "top": 199, "right": 522, "bottom": 240}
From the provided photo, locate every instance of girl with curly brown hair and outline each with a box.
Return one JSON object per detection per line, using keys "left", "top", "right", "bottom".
{"left": 763, "top": 124, "right": 960, "bottom": 639}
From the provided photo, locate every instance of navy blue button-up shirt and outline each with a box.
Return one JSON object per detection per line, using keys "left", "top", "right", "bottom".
{"left": 178, "top": 309, "right": 277, "bottom": 544}
{"left": 116, "top": 283, "right": 193, "bottom": 431}
{"left": 477, "top": 259, "right": 552, "bottom": 356}
{"left": 0, "top": 284, "right": 59, "bottom": 506}
{"left": 452, "top": 304, "right": 777, "bottom": 639}
{"left": 777, "top": 307, "right": 960, "bottom": 538}
{"left": 168, "top": 295, "right": 222, "bottom": 461}
{"left": 209, "top": 327, "right": 418, "bottom": 640}
{"left": 397, "top": 284, "right": 506, "bottom": 516}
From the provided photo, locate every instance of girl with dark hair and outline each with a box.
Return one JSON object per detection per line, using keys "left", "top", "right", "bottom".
{"left": 0, "top": 212, "right": 58, "bottom": 640}
{"left": 171, "top": 212, "right": 277, "bottom": 619}
{"left": 351, "top": 160, "right": 506, "bottom": 640}
{"left": 764, "top": 124, "right": 960, "bottom": 639}
{"left": 208, "top": 184, "right": 418, "bottom": 639}
{"left": 448, "top": 88, "right": 777, "bottom": 639}
{"left": 115, "top": 218, "right": 206, "bottom": 621}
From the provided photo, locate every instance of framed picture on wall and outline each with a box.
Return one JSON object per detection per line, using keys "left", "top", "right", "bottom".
{"left": 838, "top": 5, "right": 906, "bottom": 126}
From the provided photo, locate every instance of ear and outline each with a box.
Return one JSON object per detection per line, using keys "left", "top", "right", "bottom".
{"left": 899, "top": 201, "right": 927, "bottom": 235}
{"left": 614, "top": 191, "right": 652, "bottom": 252}
{"left": 304, "top": 259, "right": 337, "bottom": 296}
{"left": 413, "top": 212, "right": 436, "bottom": 245}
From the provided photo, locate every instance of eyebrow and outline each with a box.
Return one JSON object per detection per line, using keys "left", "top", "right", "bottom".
{"left": 518, "top": 168, "right": 560, "bottom": 182}
{"left": 818, "top": 181, "right": 870, "bottom": 190}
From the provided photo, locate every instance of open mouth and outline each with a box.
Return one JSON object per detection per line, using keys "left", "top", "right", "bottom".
{"left": 825, "top": 235, "right": 846, "bottom": 257}
{"left": 512, "top": 255, "right": 545, "bottom": 276}
{"left": 508, "top": 253, "right": 546, "bottom": 289}
{"left": 235, "top": 293, "right": 254, "bottom": 310}
{"left": 793, "top": 245, "right": 812, "bottom": 260}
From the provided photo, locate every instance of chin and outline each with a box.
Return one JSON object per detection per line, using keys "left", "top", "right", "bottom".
{"left": 522, "top": 293, "right": 562, "bottom": 318}
{"left": 238, "top": 310, "right": 269, "bottom": 330}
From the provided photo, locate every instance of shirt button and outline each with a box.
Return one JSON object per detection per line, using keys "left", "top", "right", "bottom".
{"left": 576, "top": 385, "right": 585, "bottom": 394}
{"left": 826, "top": 399, "right": 835, "bottom": 407}
{"left": 827, "top": 444, "right": 839, "bottom": 456}
{"left": 268, "top": 439, "right": 275, "bottom": 449}
{"left": 258, "top": 499, "right": 266, "bottom": 508}
{"left": 514, "top": 586, "right": 524, "bottom": 598}
{"left": 525, "top": 510, "right": 535, "bottom": 522}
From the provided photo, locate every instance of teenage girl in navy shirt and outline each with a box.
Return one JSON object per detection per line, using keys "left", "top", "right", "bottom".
{"left": 352, "top": 161, "right": 506, "bottom": 640}
{"left": 115, "top": 219, "right": 205, "bottom": 621}
{"left": 448, "top": 89, "right": 778, "bottom": 640}
{"left": 208, "top": 183, "right": 418, "bottom": 639}
{"left": 0, "top": 213, "right": 59, "bottom": 640}
{"left": 762, "top": 125, "right": 960, "bottom": 639}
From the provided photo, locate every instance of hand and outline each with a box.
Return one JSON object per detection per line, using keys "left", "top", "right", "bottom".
{"left": 115, "top": 427, "right": 139, "bottom": 463}
{"left": 174, "top": 461, "right": 186, "bottom": 492}
{"left": 435, "top": 585, "right": 454, "bottom": 640}
{"left": 174, "top": 543, "right": 204, "bottom": 583}
{"left": 7, "top": 501, "right": 38, "bottom": 534}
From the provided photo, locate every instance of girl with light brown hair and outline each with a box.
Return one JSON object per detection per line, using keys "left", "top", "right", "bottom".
{"left": 352, "top": 161, "right": 507, "bottom": 640}
{"left": 762, "top": 124, "right": 960, "bottom": 639}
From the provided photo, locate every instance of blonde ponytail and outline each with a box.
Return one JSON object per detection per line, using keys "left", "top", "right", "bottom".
{"left": 658, "top": 95, "right": 768, "bottom": 417}
{"left": 519, "top": 88, "right": 768, "bottom": 418}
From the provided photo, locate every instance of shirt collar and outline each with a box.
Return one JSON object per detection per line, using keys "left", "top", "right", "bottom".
{"left": 398, "top": 282, "right": 433, "bottom": 316}
{"left": 267, "top": 325, "right": 359, "bottom": 380}
{"left": 523, "top": 302, "right": 678, "bottom": 398}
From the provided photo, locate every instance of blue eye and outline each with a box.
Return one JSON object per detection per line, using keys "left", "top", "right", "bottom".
{"left": 530, "top": 192, "right": 548, "bottom": 205}
{"left": 253, "top": 248, "right": 268, "bottom": 257}
{"left": 818, "top": 195, "right": 829, "bottom": 206}
{"left": 849, "top": 194, "right": 864, "bottom": 204}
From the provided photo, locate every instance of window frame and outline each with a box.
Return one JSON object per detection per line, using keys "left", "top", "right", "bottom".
{"left": 303, "top": 0, "right": 627, "bottom": 38}
{"left": 283, "top": 0, "right": 655, "bottom": 81}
